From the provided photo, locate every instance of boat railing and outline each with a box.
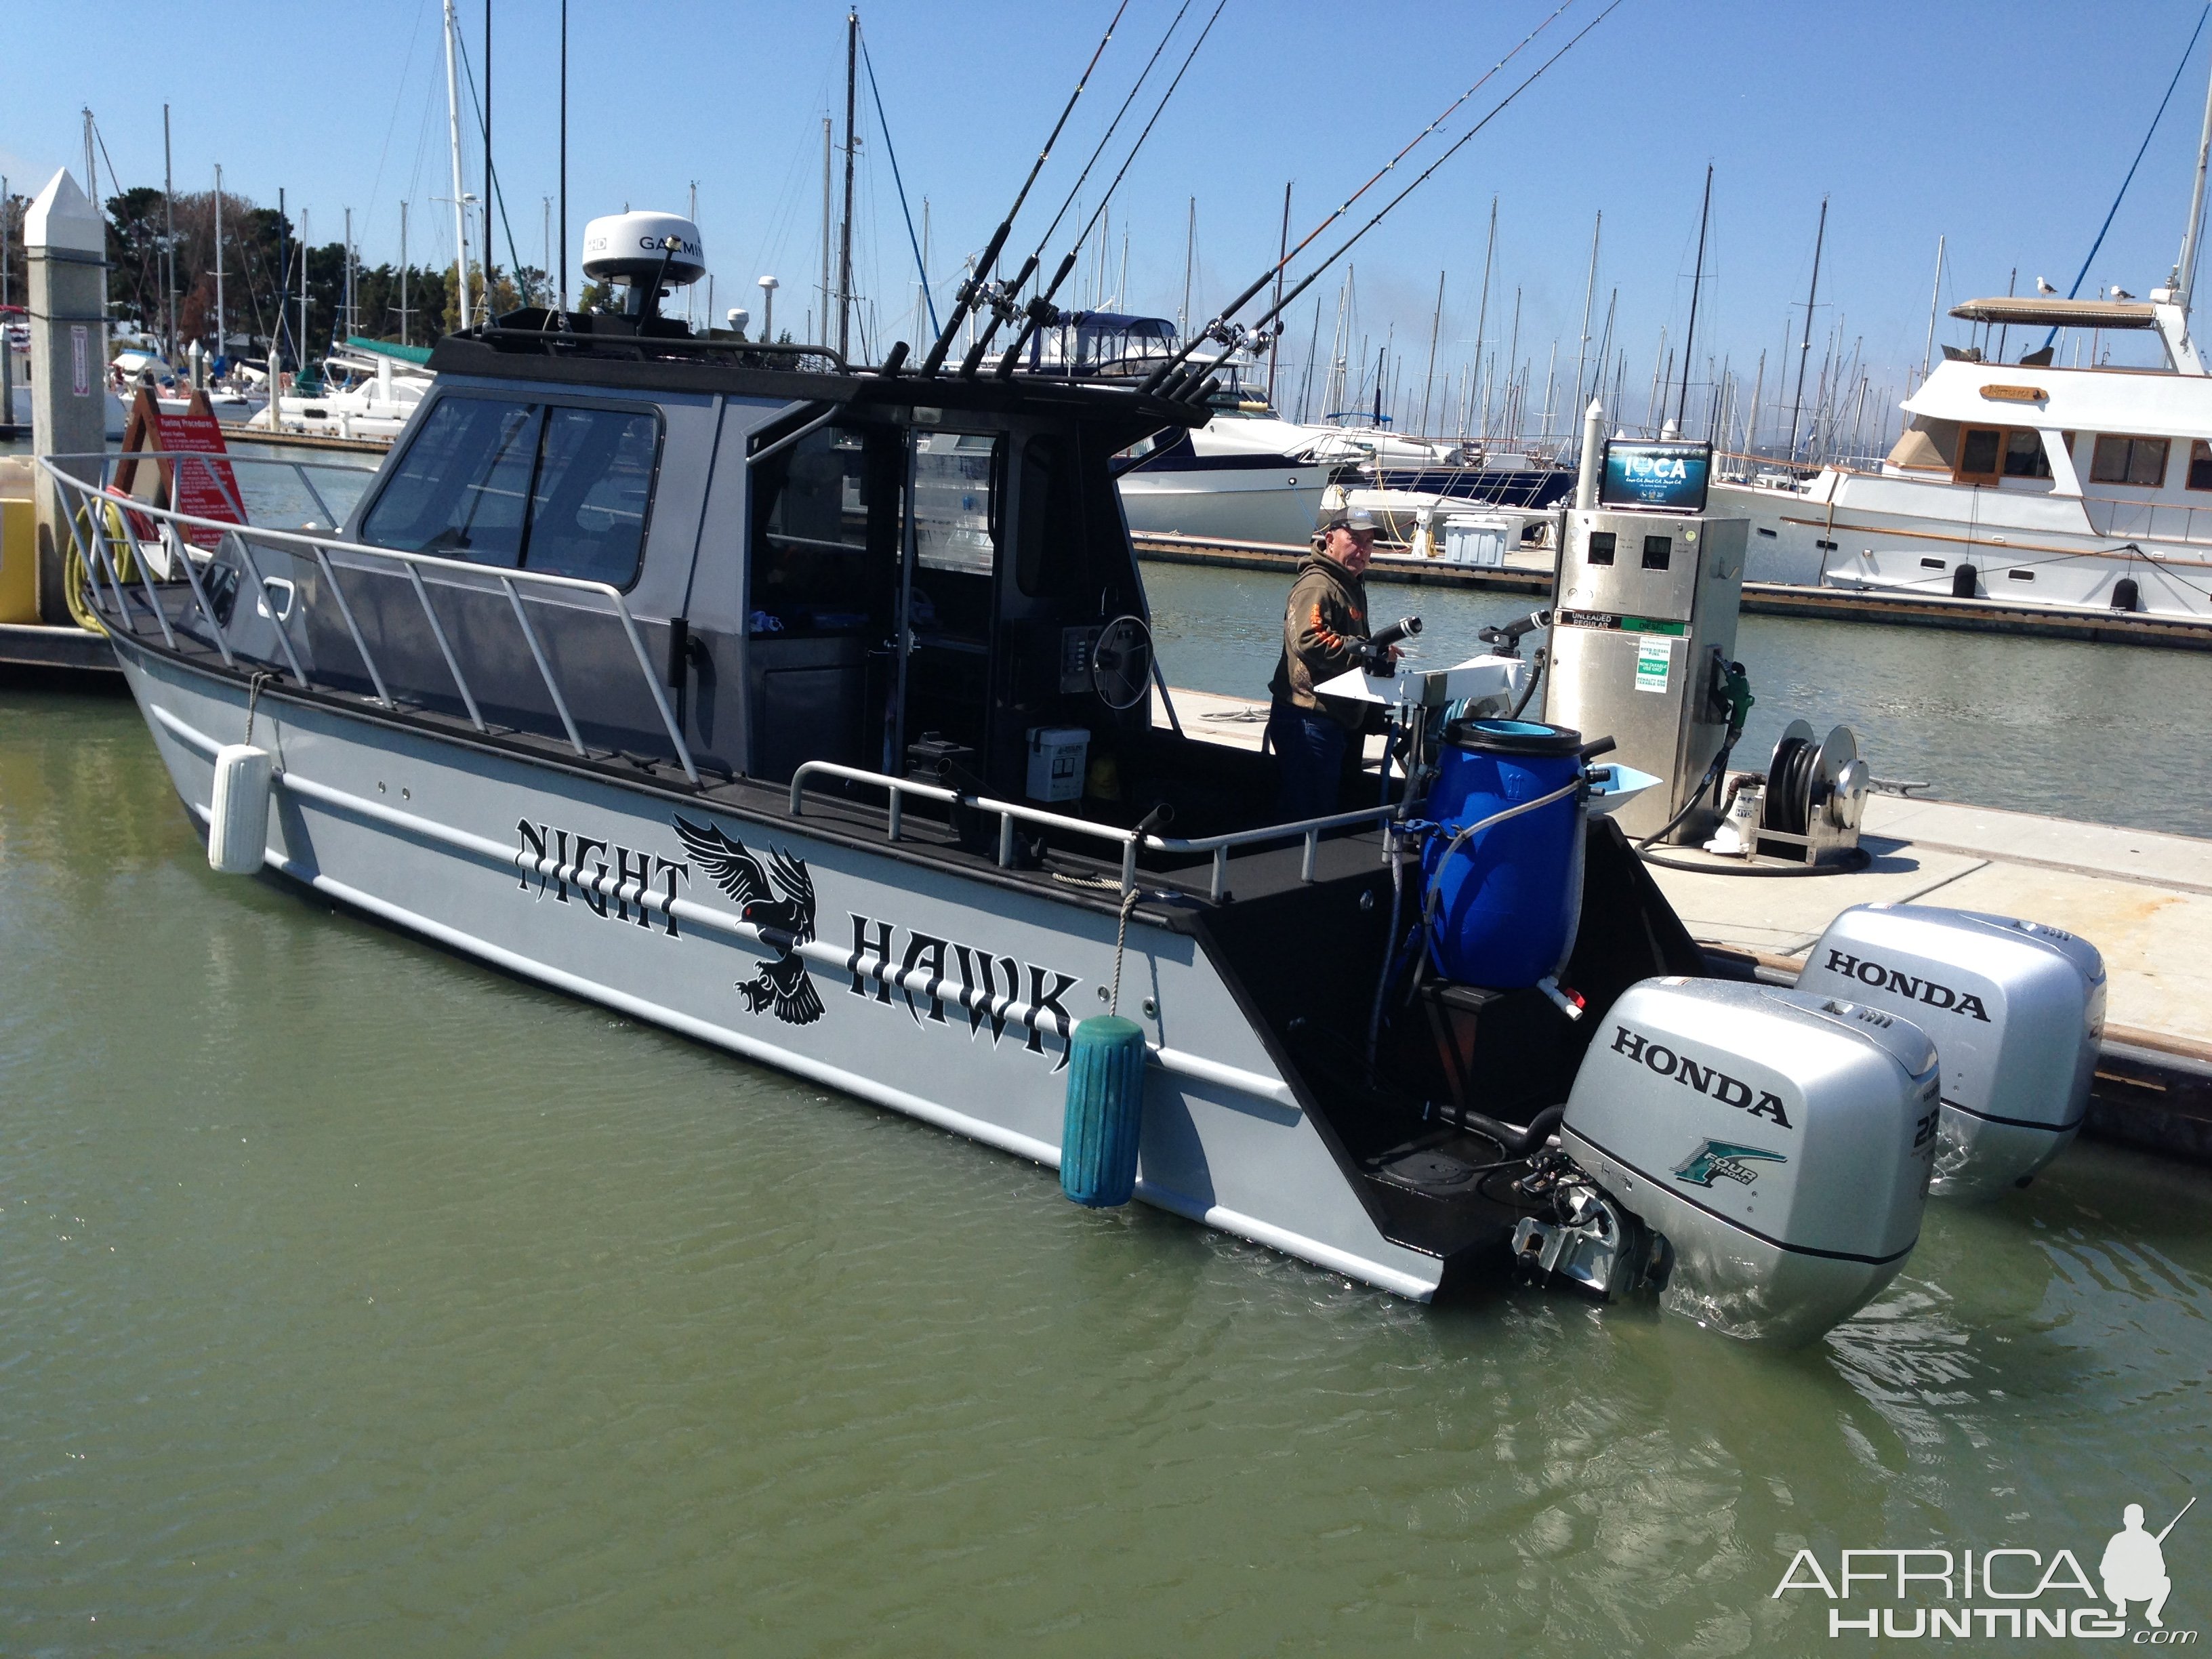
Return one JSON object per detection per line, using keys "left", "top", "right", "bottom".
{"left": 37, "top": 451, "right": 701, "bottom": 786}
{"left": 787, "top": 760, "right": 1397, "bottom": 903}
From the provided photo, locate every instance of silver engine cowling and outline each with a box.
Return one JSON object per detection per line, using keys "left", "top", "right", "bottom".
{"left": 1551, "top": 978, "right": 1939, "bottom": 1345}
{"left": 1795, "top": 905, "right": 2106, "bottom": 1200}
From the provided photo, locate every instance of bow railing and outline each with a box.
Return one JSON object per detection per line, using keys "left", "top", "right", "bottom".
{"left": 37, "top": 451, "right": 701, "bottom": 786}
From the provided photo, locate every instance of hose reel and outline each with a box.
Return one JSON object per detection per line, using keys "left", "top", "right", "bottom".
{"left": 1757, "top": 720, "right": 1869, "bottom": 864}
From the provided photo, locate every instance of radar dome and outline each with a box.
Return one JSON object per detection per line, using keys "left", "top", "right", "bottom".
{"left": 581, "top": 211, "right": 706, "bottom": 287}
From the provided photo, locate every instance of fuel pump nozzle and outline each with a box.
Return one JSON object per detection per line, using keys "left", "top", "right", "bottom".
{"left": 1477, "top": 609, "right": 1551, "bottom": 657}
{"left": 1360, "top": 615, "right": 1422, "bottom": 674}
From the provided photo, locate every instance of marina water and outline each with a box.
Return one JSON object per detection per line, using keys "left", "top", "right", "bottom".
{"left": 5, "top": 587, "right": 2209, "bottom": 1648}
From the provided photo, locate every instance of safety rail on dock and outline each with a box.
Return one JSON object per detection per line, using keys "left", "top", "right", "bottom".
{"left": 37, "top": 452, "right": 702, "bottom": 786}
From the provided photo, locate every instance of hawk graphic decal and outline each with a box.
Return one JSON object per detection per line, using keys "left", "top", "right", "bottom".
{"left": 672, "top": 815, "right": 823, "bottom": 1027}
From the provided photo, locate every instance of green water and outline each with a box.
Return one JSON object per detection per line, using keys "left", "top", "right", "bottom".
{"left": 3, "top": 663, "right": 2209, "bottom": 1652}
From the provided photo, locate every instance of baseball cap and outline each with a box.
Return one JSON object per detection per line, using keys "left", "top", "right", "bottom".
{"left": 1316, "top": 504, "right": 1379, "bottom": 534}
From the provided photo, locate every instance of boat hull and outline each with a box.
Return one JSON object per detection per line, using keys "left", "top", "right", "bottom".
{"left": 1713, "top": 478, "right": 2212, "bottom": 620}
{"left": 112, "top": 634, "right": 1448, "bottom": 1300}
{"left": 1117, "top": 464, "right": 1330, "bottom": 547}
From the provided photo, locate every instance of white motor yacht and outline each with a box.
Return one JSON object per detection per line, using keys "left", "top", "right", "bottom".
{"left": 1713, "top": 295, "right": 2212, "bottom": 620}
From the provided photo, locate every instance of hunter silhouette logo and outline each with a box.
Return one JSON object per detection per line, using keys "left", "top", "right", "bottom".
{"left": 2103, "top": 1496, "right": 2192, "bottom": 1629}
{"left": 1673, "top": 1140, "right": 1786, "bottom": 1189}
{"left": 673, "top": 816, "right": 823, "bottom": 1027}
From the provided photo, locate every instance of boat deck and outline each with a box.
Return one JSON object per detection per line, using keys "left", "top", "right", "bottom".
{"left": 1158, "top": 684, "right": 2212, "bottom": 1160}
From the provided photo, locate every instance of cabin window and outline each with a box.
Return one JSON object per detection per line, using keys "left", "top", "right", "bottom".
{"left": 523, "top": 407, "right": 661, "bottom": 583}
{"left": 2090, "top": 434, "right": 2171, "bottom": 488}
{"left": 1954, "top": 427, "right": 2004, "bottom": 484}
{"left": 2188, "top": 441, "right": 2212, "bottom": 490}
{"left": 362, "top": 394, "right": 661, "bottom": 587}
{"left": 364, "top": 396, "right": 543, "bottom": 565}
{"left": 912, "top": 430, "right": 1000, "bottom": 575}
{"left": 2001, "top": 430, "right": 2051, "bottom": 478}
{"left": 1015, "top": 435, "right": 1082, "bottom": 598}
{"left": 750, "top": 424, "right": 893, "bottom": 634}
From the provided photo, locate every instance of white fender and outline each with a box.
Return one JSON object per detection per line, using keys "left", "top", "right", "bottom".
{"left": 207, "top": 744, "right": 273, "bottom": 874}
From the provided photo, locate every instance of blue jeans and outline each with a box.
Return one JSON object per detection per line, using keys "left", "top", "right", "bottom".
{"left": 1269, "top": 702, "right": 1351, "bottom": 822}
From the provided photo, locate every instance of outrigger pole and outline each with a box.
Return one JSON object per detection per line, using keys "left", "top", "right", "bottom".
{"left": 918, "top": 0, "right": 1130, "bottom": 376}
{"left": 1145, "top": 0, "right": 1624, "bottom": 401}
{"left": 994, "top": 0, "right": 1227, "bottom": 379}
{"left": 1139, "top": 0, "right": 1584, "bottom": 395}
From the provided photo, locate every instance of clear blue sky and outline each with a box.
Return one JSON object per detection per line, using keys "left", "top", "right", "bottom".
{"left": 9, "top": 0, "right": 2211, "bottom": 435}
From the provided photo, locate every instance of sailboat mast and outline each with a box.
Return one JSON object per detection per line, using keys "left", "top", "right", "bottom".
{"left": 213, "top": 164, "right": 225, "bottom": 357}
{"left": 1786, "top": 195, "right": 1828, "bottom": 463}
{"left": 1675, "top": 162, "right": 1711, "bottom": 428}
{"left": 483, "top": 0, "right": 493, "bottom": 312}
{"left": 162, "top": 105, "right": 176, "bottom": 363}
{"left": 838, "top": 9, "right": 857, "bottom": 362}
{"left": 1570, "top": 210, "right": 1599, "bottom": 459}
{"left": 2175, "top": 45, "right": 2212, "bottom": 308}
{"left": 443, "top": 0, "right": 471, "bottom": 331}
{"left": 1418, "top": 269, "right": 1444, "bottom": 438}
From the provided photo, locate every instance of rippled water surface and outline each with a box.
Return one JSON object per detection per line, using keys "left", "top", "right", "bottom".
{"left": 1, "top": 571, "right": 2209, "bottom": 1653}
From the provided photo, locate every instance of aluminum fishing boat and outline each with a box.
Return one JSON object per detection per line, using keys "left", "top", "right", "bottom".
{"left": 50, "top": 272, "right": 1746, "bottom": 1303}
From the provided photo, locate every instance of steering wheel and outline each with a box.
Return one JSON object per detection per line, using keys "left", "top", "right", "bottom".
{"left": 1091, "top": 615, "right": 1154, "bottom": 711}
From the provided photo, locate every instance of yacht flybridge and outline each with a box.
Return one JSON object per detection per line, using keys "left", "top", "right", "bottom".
{"left": 48, "top": 142, "right": 2113, "bottom": 1338}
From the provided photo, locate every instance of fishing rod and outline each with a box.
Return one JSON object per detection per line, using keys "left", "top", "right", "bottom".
{"left": 956, "top": 0, "right": 1206, "bottom": 377}
{"left": 918, "top": 0, "right": 1130, "bottom": 376}
{"left": 970, "top": 0, "right": 1197, "bottom": 369}
{"left": 991, "top": 0, "right": 1227, "bottom": 378}
{"left": 1146, "top": 0, "right": 1624, "bottom": 398}
{"left": 1136, "top": 0, "right": 1578, "bottom": 392}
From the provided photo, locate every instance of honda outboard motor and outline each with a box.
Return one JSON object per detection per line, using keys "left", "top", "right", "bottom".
{"left": 1523, "top": 978, "right": 1939, "bottom": 1345}
{"left": 1795, "top": 904, "right": 2106, "bottom": 1200}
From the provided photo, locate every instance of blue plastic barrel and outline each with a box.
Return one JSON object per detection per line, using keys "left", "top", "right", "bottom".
{"left": 1061, "top": 1016, "right": 1147, "bottom": 1207}
{"left": 1421, "top": 718, "right": 1585, "bottom": 989}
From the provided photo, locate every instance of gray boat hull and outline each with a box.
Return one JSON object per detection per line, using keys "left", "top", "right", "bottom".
{"left": 115, "top": 634, "right": 1447, "bottom": 1299}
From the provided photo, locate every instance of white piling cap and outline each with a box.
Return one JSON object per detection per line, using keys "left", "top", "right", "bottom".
{"left": 26, "top": 170, "right": 103, "bottom": 255}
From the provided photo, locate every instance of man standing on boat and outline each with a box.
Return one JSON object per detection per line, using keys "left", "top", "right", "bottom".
{"left": 1267, "top": 506, "right": 1391, "bottom": 819}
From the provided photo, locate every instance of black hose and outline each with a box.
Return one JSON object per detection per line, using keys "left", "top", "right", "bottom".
{"left": 1633, "top": 742, "right": 1732, "bottom": 851}
{"left": 1508, "top": 644, "right": 1546, "bottom": 718}
{"left": 1446, "top": 1101, "right": 1563, "bottom": 1158}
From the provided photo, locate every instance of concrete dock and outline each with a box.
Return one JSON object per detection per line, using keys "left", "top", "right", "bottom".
{"left": 1159, "top": 682, "right": 2212, "bottom": 1160}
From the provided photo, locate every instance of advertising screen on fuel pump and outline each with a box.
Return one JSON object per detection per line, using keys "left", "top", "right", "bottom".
{"left": 1601, "top": 440, "right": 1713, "bottom": 512}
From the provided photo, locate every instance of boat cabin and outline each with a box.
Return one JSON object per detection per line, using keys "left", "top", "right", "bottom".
{"left": 1883, "top": 292, "right": 2212, "bottom": 502}
{"left": 183, "top": 319, "right": 1317, "bottom": 850}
